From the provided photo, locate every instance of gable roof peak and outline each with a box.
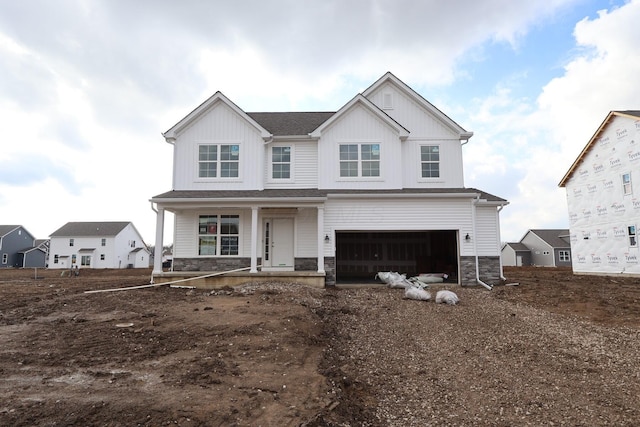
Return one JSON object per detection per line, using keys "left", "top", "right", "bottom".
{"left": 163, "top": 91, "right": 271, "bottom": 141}
{"left": 363, "top": 72, "right": 472, "bottom": 140}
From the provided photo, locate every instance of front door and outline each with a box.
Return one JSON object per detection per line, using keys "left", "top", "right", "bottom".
{"left": 263, "top": 218, "right": 294, "bottom": 271}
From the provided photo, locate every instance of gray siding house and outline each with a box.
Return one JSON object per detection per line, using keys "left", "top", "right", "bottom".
{"left": 502, "top": 229, "right": 571, "bottom": 267}
{"left": 0, "top": 225, "right": 46, "bottom": 268}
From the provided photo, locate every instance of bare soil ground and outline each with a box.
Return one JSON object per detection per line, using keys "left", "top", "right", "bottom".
{"left": 0, "top": 266, "right": 639, "bottom": 426}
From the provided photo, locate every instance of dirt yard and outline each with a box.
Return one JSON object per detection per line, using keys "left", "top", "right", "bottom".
{"left": 0, "top": 266, "right": 639, "bottom": 426}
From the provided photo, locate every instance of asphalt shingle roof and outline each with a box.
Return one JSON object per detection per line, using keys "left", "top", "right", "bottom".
{"left": 529, "top": 229, "right": 571, "bottom": 248}
{"left": 247, "top": 112, "right": 334, "bottom": 136}
{"left": 50, "top": 222, "right": 130, "bottom": 237}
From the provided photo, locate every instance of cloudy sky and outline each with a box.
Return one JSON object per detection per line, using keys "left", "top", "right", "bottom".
{"left": 1, "top": 0, "right": 638, "bottom": 246}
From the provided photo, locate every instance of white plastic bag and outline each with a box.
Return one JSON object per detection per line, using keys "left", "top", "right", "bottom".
{"left": 435, "top": 290, "right": 459, "bottom": 305}
{"left": 375, "top": 271, "right": 411, "bottom": 288}
{"left": 404, "top": 286, "right": 432, "bottom": 301}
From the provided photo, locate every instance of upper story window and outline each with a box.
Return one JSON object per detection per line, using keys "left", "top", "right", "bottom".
{"left": 272, "top": 146, "right": 291, "bottom": 179}
{"left": 339, "top": 143, "right": 380, "bottom": 177}
{"left": 101, "top": 238, "right": 106, "bottom": 247}
{"left": 198, "top": 214, "right": 240, "bottom": 256}
{"left": 198, "top": 144, "right": 239, "bottom": 178}
{"left": 420, "top": 145, "right": 440, "bottom": 178}
{"left": 622, "top": 172, "right": 632, "bottom": 195}
{"left": 69, "top": 238, "right": 74, "bottom": 247}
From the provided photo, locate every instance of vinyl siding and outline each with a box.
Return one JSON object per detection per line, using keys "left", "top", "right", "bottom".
{"left": 172, "top": 102, "right": 264, "bottom": 191}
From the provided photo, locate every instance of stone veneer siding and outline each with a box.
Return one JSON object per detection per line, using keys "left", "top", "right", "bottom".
{"left": 173, "top": 257, "right": 336, "bottom": 285}
{"left": 459, "top": 256, "right": 502, "bottom": 286}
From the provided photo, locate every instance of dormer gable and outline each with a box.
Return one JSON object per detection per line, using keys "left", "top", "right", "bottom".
{"left": 162, "top": 91, "right": 272, "bottom": 142}
{"left": 363, "top": 72, "right": 473, "bottom": 142}
{"left": 309, "top": 94, "right": 409, "bottom": 140}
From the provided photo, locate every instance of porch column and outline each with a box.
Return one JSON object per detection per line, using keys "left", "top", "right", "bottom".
{"left": 250, "top": 206, "right": 259, "bottom": 273}
{"left": 152, "top": 206, "right": 165, "bottom": 276}
{"left": 317, "top": 206, "right": 325, "bottom": 273}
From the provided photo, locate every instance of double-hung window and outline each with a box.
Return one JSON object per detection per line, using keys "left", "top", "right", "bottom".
{"left": 198, "top": 215, "right": 240, "bottom": 256}
{"left": 198, "top": 144, "right": 240, "bottom": 178}
{"left": 272, "top": 146, "right": 291, "bottom": 179}
{"left": 629, "top": 225, "right": 637, "bottom": 247}
{"left": 420, "top": 145, "right": 440, "bottom": 178}
{"left": 622, "top": 172, "right": 632, "bottom": 195}
{"left": 559, "top": 250, "right": 570, "bottom": 262}
{"left": 339, "top": 143, "right": 380, "bottom": 177}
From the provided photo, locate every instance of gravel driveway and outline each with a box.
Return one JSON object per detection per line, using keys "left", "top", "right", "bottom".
{"left": 316, "top": 285, "right": 640, "bottom": 426}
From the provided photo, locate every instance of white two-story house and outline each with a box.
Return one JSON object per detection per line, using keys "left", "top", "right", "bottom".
{"left": 559, "top": 110, "right": 640, "bottom": 276}
{"left": 49, "top": 222, "right": 150, "bottom": 269}
{"left": 151, "top": 72, "right": 508, "bottom": 286}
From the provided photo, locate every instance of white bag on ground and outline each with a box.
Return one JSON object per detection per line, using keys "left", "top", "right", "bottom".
{"left": 435, "top": 290, "right": 459, "bottom": 305}
{"left": 376, "top": 271, "right": 411, "bottom": 288}
{"left": 404, "top": 286, "right": 432, "bottom": 301}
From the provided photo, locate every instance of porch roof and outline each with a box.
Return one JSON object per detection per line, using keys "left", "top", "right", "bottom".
{"left": 151, "top": 188, "right": 506, "bottom": 203}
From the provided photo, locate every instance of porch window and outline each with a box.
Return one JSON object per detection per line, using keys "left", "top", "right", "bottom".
{"left": 339, "top": 143, "right": 380, "bottom": 177}
{"left": 629, "top": 225, "right": 637, "bottom": 247}
{"left": 198, "top": 144, "right": 239, "bottom": 178}
{"left": 559, "top": 250, "right": 570, "bottom": 261}
{"left": 420, "top": 145, "right": 440, "bottom": 178}
{"left": 622, "top": 172, "right": 632, "bottom": 195}
{"left": 198, "top": 215, "right": 240, "bottom": 256}
{"left": 272, "top": 146, "right": 291, "bottom": 179}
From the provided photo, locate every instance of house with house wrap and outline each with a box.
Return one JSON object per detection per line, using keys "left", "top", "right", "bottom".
{"left": 150, "top": 72, "right": 508, "bottom": 286}
{"left": 559, "top": 110, "right": 640, "bottom": 276}
{"left": 48, "top": 222, "right": 150, "bottom": 269}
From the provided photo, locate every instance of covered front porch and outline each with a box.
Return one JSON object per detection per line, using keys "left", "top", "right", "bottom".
{"left": 150, "top": 189, "right": 332, "bottom": 286}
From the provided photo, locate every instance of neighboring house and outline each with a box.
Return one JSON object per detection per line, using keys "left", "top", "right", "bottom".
{"left": 18, "top": 239, "right": 50, "bottom": 268}
{"left": 0, "top": 225, "right": 45, "bottom": 268}
{"left": 48, "top": 222, "right": 150, "bottom": 269}
{"left": 150, "top": 72, "right": 508, "bottom": 286}
{"left": 502, "top": 229, "right": 571, "bottom": 267}
{"left": 501, "top": 242, "right": 531, "bottom": 267}
{"left": 559, "top": 110, "right": 640, "bottom": 276}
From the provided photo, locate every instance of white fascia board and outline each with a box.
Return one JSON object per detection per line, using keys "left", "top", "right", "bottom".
{"left": 327, "top": 192, "right": 481, "bottom": 199}
{"left": 163, "top": 92, "right": 272, "bottom": 141}
{"left": 310, "top": 94, "right": 409, "bottom": 140}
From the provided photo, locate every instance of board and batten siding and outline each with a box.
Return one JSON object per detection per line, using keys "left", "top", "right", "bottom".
{"left": 172, "top": 102, "right": 265, "bottom": 191}
{"left": 317, "top": 105, "right": 403, "bottom": 190}
{"left": 367, "top": 82, "right": 459, "bottom": 139}
{"left": 264, "top": 141, "right": 318, "bottom": 189}
{"left": 323, "top": 198, "right": 475, "bottom": 256}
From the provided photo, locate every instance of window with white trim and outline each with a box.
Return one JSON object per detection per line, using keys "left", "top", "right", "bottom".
{"left": 559, "top": 250, "right": 570, "bottom": 261}
{"left": 69, "top": 238, "right": 74, "bottom": 247}
{"left": 622, "top": 172, "right": 632, "bottom": 195}
{"left": 420, "top": 145, "right": 440, "bottom": 178}
{"left": 81, "top": 255, "right": 91, "bottom": 266}
{"left": 198, "top": 144, "right": 239, "bottom": 178}
{"left": 272, "top": 146, "right": 291, "bottom": 179}
{"left": 198, "top": 215, "right": 240, "bottom": 256}
{"left": 101, "top": 238, "right": 106, "bottom": 246}
{"left": 54, "top": 254, "right": 59, "bottom": 264}
{"left": 2, "top": 253, "right": 7, "bottom": 264}
{"left": 339, "top": 143, "right": 380, "bottom": 177}
{"left": 629, "top": 225, "right": 637, "bottom": 247}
